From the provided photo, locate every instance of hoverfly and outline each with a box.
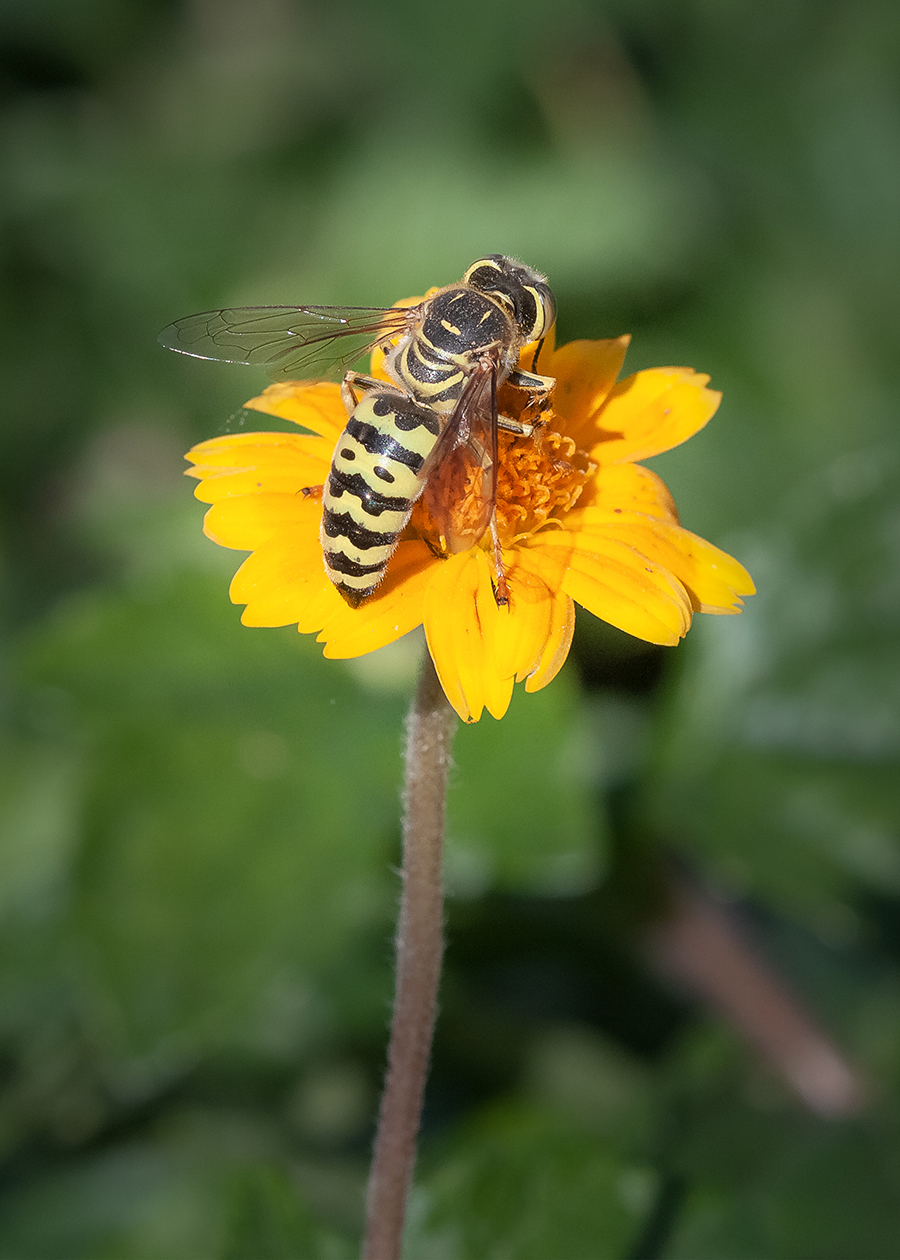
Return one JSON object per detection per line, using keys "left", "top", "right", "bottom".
{"left": 159, "top": 255, "right": 557, "bottom": 606}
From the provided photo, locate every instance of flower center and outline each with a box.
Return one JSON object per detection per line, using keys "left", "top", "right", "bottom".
{"left": 493, "top": 420, "right": 592, "bottom": 544}
{"left": 408, "top": 403, "right": 593, "bottom": 554}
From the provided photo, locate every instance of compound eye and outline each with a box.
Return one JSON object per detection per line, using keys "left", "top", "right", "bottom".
{"left": 520, "top": 284, "right": 556, "bottom": 341}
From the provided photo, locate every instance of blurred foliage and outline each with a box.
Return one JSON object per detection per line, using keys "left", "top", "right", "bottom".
{"left": 2, "top": 0, "right": 900, "bottom": 1255}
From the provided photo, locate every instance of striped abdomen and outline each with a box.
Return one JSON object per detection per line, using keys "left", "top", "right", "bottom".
{"left": 321, "top": 389, "right": 441, "bottom": 606}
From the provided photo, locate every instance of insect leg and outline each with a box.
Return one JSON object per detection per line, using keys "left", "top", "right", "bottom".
{"left": 490, "top": 516, "right": 510, "bottom": 606}
{"left": 341, "top": 371, "right": 387, "bottom": 413}
{"left": 506, "top": 367, "right": 555, "bottom": 395}
{"left": 502, "top": 367, "right": 555, "bottom": 431}
{"left": 486, "top": 364, "right": 511, "bottom": 606}
{"left": 498, "top": 414, "right": 535, "bottom": 436}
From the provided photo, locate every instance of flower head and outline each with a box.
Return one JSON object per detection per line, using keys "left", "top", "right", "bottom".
{"left": 186, "top": 319, "right": 754, "bottom": 722}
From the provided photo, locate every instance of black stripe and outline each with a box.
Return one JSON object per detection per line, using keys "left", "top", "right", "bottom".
{"left": 370, "top": 395, "right": 440, "bottom": 435}
{"left": 322, "top": 508, "right": 397, "bottom": 549}
{"left": 417, "top": 340, "right": 457, "bottom": 370}
{"left": 403, "top": 344, "right": 457, "bottom": 386}
{"left": 392, "top": 405, "right": 441, "bottom": 435}
{"left": 337, "top": 584, "right": 371, "bottom": 608}
{"left": 345, "top": 417, "right": 425, "bottom": 472}
{"left": 327, "top": 469, "right": 410, "bottom": 515}
{"left": 324, "top": 550, "right": 385, "bottom": 577}
{"left": 418, "top": 380, "right": 463, "bottom": 405}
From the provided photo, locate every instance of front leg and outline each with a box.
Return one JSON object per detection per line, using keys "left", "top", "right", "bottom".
{"left": 340, "top": 371, "right": 388, "bottom": 414}
{"left": 497, "top": 413, "right": 537, "bottom": 437}
{"left": 506, "top": 367, "right": 555, "bottom": 398}
{"left": 503, "top": 367, "right": 555, "bottom": 430}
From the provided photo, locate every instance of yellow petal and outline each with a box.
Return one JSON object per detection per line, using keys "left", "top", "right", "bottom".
{"left": 186, "top": 430, "right": 332, "bottom": 469}
{"left": 569, "top": 508, "right": 755, "bottom": 613}
{"left": 666, "top": 528, "right": 755, "bottom": 613}
{"left": 186, "top": 432, "right": 331, "bottom": 503}
{"left": 525, "top": 589, "right": 575, "bottom": 694}
{"left": 423, "top": 551, "right": 513, "bottom": 723}
{"left": 588, "top": 367, "right": 721, "bottom": 465}
{"left": 576, "top": 462, "right": 679, "bottom": 521}
{"left": 319, "top": 542, "right": 435, "bottom": 658}
{"left": 492, "top": 563, "right": 554, "bottom": 682}
{"left": 229, "top": 527, "right": 342, "bottom": 630}
{"left": 367, "top": 344, "right": 394, "bottom": 385}
{"left": 477, "top": 588, "right": 515, "bottom": 721}
{"left": 203, "top": 492, "right": 320, "bottom": 552}
{"left": 517, "top": 322, "right": 556, "bottom": 372}
{"left": 544, "top": 337, "right": 631, "bottom": 448}
{"left": 243, "top": 381, "right": 347, "bottom": 442}
{"left": 523, "top": 531, "right": 692, "bottom": 645}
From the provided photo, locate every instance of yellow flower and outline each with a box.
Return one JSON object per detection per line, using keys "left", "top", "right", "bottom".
{"left": 186, "top": 333, "right": 754, "bottom": 722}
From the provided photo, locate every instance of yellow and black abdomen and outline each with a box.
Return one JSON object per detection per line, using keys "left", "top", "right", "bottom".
{"left": 321, "top": 390, "right": 441, "bottom": 605}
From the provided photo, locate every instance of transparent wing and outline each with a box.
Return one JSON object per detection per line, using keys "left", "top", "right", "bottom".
{"left": 157, "top": 304, "right": 418, "bottom": 379}
{"left": 422, "top": 360, "right": 499, "bottom": 553}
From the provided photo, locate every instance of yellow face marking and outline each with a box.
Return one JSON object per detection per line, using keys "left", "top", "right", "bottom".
{"left": 523, "top": 286, "right": 545, "bottom": 337}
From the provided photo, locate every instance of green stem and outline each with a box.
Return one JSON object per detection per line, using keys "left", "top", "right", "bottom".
{"left": 362, "top": 652, "right": 457, "bottom": 1260}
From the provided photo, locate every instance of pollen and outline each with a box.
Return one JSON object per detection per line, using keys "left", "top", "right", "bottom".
{"left": 406, "top": 411, "right": 593, "bottom": 556}
{"left": 494, "top": 419, "right": 593, "bottom": 544}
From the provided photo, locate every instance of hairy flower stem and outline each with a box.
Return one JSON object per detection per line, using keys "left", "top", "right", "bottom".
{"left": 363, "top": 653, "right": 457, "bottom": 1260}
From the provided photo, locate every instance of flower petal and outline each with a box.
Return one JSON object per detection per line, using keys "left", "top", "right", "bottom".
{"left": 664, "top": 528, "right": 755, "bottom": 613}
{"left": 576, "top": 462, "right": 679, "bottom": 521}
{"left": 186, "top": 430, "right": 331, "bottom": 469}
{"left": 522, "top": 531, "right": 692, "bottom": 645}
{"left": 517, "top": 323, "right": 556, "bottom": 372}
{"left": 318, "top": 542, "right": 435, "bottom": 658}
{"left": 524, "top": 589, "right": 575, "bottom": 694}
{"left": 545, "top": 336, "right": 631, "bottom": 448}
{"left": 204, "top": 491, "right": 320, "bottom": 551}
{"left": 493, "top": 562, "right": 554, "bottom": 682}
{"left": 243, "top": 381, "right": 347, "bottom": 442}
{"left": 423, "top": 551, "right": 513, "bottom": 723}
{"left": 229, "top": 527, "right": 342, "bottom": 631}
{"left": 186, "top": 431, "right": 331, "bottom": 502}
{"left": 569, "top": 508, "right": 756, "bottom": 613}
{"left": 588, "top": 367, "right": 721, "bottom": 465}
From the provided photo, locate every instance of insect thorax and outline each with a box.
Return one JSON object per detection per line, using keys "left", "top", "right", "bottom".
{"left": 385, "top": 287, "right": 519, "bottom": 414}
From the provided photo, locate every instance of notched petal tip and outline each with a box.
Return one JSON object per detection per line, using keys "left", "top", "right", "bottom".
{"left": 422, "top": 551, "right": 518, "bottom": 723}
{"left": 589, "top": 367, "right": 722, "bottom": 466}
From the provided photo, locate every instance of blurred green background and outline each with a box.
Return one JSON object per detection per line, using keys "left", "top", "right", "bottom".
{"left": 2, "top": 0, "right": 900, "bottom": 1255}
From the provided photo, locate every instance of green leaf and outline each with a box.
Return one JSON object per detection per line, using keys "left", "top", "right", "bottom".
{"left": 650, "top": 441, "right": 900, "bottom": 920}
{"left": 447, "top": 669, "right": 605, "bottom": 894}
{"left": 12, "top": 572, "right": 409, "bottom": 1061}
{"left": 0, "top": 1109, "right": 353, "bottom": 1260}
{"left": 670, "top": 1101, "right": 900, "bottom": 1260}
{"left": 411, "top": 1101, "right": 646, "bottom": 1259}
